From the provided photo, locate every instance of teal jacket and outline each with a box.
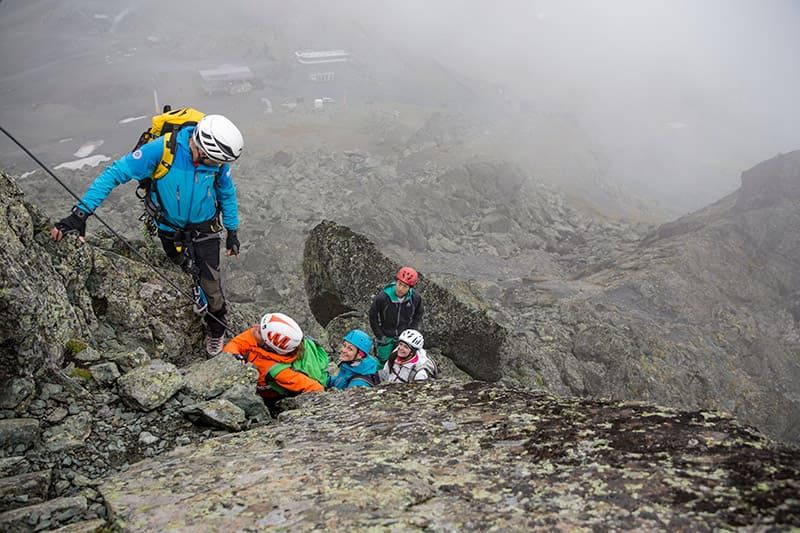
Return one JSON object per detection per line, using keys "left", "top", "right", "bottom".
{"left": 327, "top": 355, "right": 381, "bottom": 389}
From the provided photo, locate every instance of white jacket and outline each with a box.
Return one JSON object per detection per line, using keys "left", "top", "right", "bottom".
{"left": 379, "top": 349, "right": 437, "bottom": 383}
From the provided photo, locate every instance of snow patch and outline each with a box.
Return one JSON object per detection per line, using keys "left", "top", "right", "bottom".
{"left": 111, "top": 7, "right": 132, "bottom": 33}
{"left": 119, "top": 115, "right": 147, "bottom": 124}
{"left": 73, "top": 140, "right": 104, "bottom": 158}
{"left": 19, "top": 170, "right": 37, "bottom": 180}
{"left": 54, "top": 155, "right": 111, "bottom": 171}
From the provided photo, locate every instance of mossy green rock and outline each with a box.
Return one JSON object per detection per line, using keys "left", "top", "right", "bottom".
{"left": 100, "top": 382, "right": 800, "bottom": 530}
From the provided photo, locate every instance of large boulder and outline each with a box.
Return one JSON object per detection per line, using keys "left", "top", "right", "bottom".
{"left": 116, "top": 360, "right": 184, "bottom": 411}
{"left": 303, "top": 220, "right": 506, "bottom": 381}
{"left": 100, "top": 382, "right": 800, "bottom": 531}
{"left": 181, "top": 353, "right": 258, "bottom": 400}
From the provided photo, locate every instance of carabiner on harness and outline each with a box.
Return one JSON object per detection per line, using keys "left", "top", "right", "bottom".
{"left": 137, "top": 179, "right": 162, "bottom": 237}
{"left": 192, "top": 285, "right": 208, "bottom": 315}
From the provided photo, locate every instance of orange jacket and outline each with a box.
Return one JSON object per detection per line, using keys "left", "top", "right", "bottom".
{"left": 223, "top": 327, "right": 324, "bottom": 398}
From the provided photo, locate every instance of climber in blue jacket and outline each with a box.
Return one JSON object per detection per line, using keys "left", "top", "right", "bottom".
{"left": 51, "top": 115, "right": 244, "bottom": 356}
{"left": 328, "top": 329, "right": 381, "bottom": 389}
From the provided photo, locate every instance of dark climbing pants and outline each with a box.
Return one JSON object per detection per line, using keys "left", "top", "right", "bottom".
{"left": 159, "top": 230, "right": 227, "bottom": 337}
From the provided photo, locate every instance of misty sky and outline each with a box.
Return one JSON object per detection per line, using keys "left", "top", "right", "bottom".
{"left": 356, "top": 0, "right": 800, "bottom": 209}
{"left": 1, "top": 0, "right": 799, "bottom": 213}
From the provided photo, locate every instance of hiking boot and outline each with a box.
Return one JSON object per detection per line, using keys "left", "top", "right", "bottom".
{"left": 205, "top": 335, "right": 225, "bottom": 356}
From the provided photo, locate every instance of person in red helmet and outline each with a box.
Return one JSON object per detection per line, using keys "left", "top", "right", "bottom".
{"left": 368, "top": 266, "right": 424, "bottom": 365}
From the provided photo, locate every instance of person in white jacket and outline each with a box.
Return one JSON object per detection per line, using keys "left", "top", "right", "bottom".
{"left": 379, "top": 329, "right": 437, "bottom": 383}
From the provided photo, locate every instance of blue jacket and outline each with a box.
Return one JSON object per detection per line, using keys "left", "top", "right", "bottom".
{"left": 78, "top": 127, "right": 239, "bottom": 231}
{"left": 327, "top": 355, "right": 381, "bottom": 389}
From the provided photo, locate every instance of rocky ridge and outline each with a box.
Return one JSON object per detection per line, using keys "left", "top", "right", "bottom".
{"left": 301, "top": 158, "right": 800, "bottom": 445}
{"left": 100, "top": 381, "right": 800, "bottom": 531}
{"left": 562, "top": 151, "right": 800, "bottom": 442}
{"left": 1, "top": 164, "right": 800, "bottom": 529}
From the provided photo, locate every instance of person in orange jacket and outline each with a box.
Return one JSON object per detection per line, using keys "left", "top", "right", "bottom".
{"left": 223, "top": 312, "right": 324, "bottom": 400}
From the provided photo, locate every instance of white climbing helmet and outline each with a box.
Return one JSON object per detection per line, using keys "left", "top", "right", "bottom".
{"left": 398, "top": 329, "right": 424, "bottom": 350}
{"left": 193, "top": 114, "right": 243, "bottom": 162}
{"left": 259, "top": 312, "right": 303, "bottom": 354}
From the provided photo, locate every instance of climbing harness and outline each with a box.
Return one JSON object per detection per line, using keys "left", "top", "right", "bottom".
{"left": 0, "top": 124, "right": 236, "bottom": 336}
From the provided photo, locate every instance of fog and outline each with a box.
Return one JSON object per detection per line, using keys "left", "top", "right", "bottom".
{"left": 351, "top": 0, "right": 800, "bottom": 211}
{"left": 1, "top": 0, "right": 799, "bottom": 214}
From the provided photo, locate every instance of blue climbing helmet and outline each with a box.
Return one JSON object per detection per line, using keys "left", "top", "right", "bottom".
{"left": 343, "top": 329, "right": 373, "bottom": 356}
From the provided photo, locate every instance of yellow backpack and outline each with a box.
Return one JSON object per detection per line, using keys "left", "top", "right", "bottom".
{"left": 133, "top": 106, "right": 206, "bottom": 179}
{"left": 133, "top": 106, "right": 223, "bottom": 234}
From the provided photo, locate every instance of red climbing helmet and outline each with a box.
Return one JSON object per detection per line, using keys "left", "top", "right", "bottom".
{"left": 396, "top": 266, "right": 418, "bottom": 287}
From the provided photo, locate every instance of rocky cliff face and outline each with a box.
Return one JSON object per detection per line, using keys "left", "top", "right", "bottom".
{"left": 564, "top": 150, "right": 800, "bottom": 443}
{"left": 0, "top": 171, "right": 269, "bottom": 530}
{"left": 0, "top": 171, "right": 214, "bottom": 383}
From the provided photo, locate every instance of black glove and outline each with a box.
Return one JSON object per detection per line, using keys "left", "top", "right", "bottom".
{"left": 56, "top": 206, "right": 91, "bottom": 238}
{"left": 226, "top": 230, "right": 240, "bottom": 256}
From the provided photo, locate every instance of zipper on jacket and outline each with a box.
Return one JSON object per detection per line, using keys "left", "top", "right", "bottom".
{"left": 395, "top": 300, "right": 403, "bottom": 336}
{"left": 186, "top": 170, "right": 198, "bottom": 224}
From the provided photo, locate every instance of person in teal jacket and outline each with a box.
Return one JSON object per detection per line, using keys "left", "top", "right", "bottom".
{"left": 368, "top": 266, "right": 424, "bottom": 364}
{"left": 51, "top": 114, "right": 244, "bottom": 356}
{"left": 327, "top": 329, "right": 380, "bottom": 389}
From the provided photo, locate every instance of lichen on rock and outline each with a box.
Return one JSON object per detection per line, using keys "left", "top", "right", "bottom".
{"left": 100, "top": 381, "right": 800, "bottom": 531}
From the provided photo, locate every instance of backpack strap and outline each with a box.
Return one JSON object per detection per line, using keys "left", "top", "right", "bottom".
{"left": 132, "top": 131, "right": 154, "bottom": 152}
{"left": 390, "top": 362, "right": 409, "bottom": 384}
{"left": 153, "top": 124, "right": 206, "bottom": 180}
{"left": 346, "top": 373, "right": 380, "bottom": 387}
{"left": 152, "top": 131, "right": 178, "bottom": 180}
{"left": 267, "top": 362, "right": 291, "bottom": 380}
{"left": 265, "top": 362, "right": 292, "bottom": 395}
